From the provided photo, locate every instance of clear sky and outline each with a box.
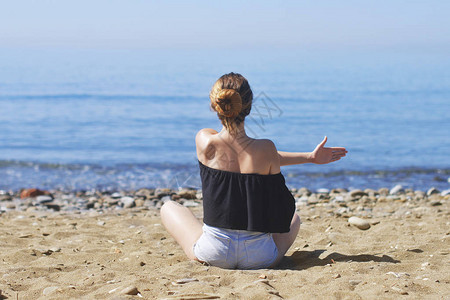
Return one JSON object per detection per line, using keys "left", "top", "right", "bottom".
{"left": 1, "top": 0, "right": 449, "bottom": 51}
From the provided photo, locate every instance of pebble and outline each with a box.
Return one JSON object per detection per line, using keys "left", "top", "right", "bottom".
{"left": 332, "top": 195, "right": 345, "bottom": 203}
{"left": 49, "top": 247, "right": 62, "bottom": 253}
{"left": 120, "top": 286, "right": 140, "bottom": 295}
{"left": 172, "top": 278, "right": 199, "bottom": 285}
{"left": 43, "top": 286, "right": 59, "bottom": 295}
{"left": 183, "top": 200, "right": 199, "bottom": 207}
{"left": 36, "top": 195, "right": 53, "bottom": 203}
{"left": 391, "top": 286, "right": 408, "bottom": 295}
{"left": 120, "top": 196, "right": 135, "bottom": 208}
{"left": 378, "top": 187, "right": 389, "bottom": 196}
{"left": 155, "top": 188, "right": 172, "bottom": 198}
{"left": 1, "top": 185, "right": 446, "bottom": 215}
{"left": 20, "top": 188, "right": 48, "bottom": 198}
{"left": 386, "top": 272, "right": 409, "bottom": 278}
{"left": 111, "top": 192, "right": 122, "bottom": 199}
{"left": 135, "top": 188, "right": 154, "bottom": 198}
{"left": 426, "top": 187, "right": 439, "bottom": 196}
{"left": 160, "top": 195, "right": 172, "bottom": 203}
{"left": 307, "top": 194, "right": 319, "bottom": 205}
{"left": 349, "top": 280, "right": 362, "bottom": 286}
{"left": 177, "top": 189, "right": 197, "bottom": 199}
{"left": 298, "top": 187, "right": 312, "bottom": 196}
{"left": 350, "top": 189, "right": 367, "bottom": 198}
{"left": 296, "top": 196, "right": 309, "bottom": 204}
{"left": 390, "top": 185, "right": 403, "bottom": 195}
{"left": 348, "top": 216, "right": 371, "bottom": 230}
{"left": 441, "top": 189, "right": 450, "bottom": 196}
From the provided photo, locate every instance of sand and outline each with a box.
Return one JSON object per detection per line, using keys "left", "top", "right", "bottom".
{"left": 0, "top": 192, "right": 449, "bottom": 299}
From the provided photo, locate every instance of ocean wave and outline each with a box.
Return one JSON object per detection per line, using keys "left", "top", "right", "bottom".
{"left": 0, "top": 160, "right": 448, "bottom": 192}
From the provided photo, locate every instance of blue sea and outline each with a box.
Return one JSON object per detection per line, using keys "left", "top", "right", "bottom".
{"left": 0, "top": 48, "right": 449, "bottom": 192}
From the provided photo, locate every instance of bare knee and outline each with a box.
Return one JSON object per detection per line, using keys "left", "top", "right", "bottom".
{"left": 160, "top": 200, "right": 178, "bottom": 215}
{"left": 160, "top": 200, "right": 178, "bottom": 224}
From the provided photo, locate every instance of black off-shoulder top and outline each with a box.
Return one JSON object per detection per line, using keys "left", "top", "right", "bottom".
{"left": 199, "top": 160, "right": 295, "bottom": 233}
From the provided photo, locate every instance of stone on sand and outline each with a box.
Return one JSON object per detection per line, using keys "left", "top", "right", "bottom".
{"left": 348, "top": 216, "right": 371, "bottom": 230}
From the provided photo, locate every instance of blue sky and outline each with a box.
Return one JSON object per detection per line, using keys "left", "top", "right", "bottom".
{"left": 1, "top": 0, "right": 449, "bottom": 50}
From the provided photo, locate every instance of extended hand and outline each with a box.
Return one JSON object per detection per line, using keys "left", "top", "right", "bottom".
{"left": 310, "top": 136, "right": 347, "bottom": 164}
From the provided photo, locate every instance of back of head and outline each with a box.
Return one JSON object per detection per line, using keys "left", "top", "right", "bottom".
{"left": 210, "top": 72, "right": 253, "bottom": 134}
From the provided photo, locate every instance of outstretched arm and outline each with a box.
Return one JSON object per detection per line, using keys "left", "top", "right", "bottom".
{"left": 278, "top": 136, "right": 347, "bottom": 166}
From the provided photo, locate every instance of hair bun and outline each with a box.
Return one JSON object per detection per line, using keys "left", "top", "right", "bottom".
{"left": 215, "top": 89, "right": 242, "bottom": 118}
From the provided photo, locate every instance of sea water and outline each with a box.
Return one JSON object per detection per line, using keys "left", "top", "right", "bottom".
{"left": 0, "top": 48, "right": 449, "bottom": 191}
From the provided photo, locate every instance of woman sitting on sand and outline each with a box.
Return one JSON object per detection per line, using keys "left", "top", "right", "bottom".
{"left": 161, "top": 72, "right": 347, "bottom": 269}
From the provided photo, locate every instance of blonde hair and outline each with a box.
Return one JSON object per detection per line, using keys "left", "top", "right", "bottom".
{"left": 210, "top": 73, "right": 253, "bottom": 134}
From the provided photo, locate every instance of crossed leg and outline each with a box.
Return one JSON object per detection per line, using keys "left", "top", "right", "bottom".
{"left": 270, "top": 213, "right": 301, "bottom": 267}
{"left": 160, "top": 200, "right": 203, "bottom": 260}
{"left": 161, "top": 200, "right": 300, "bottom": 267}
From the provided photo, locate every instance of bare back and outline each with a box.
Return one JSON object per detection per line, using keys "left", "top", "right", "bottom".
{"left": 196, "top": 128, "right": 280, "bottom": 175}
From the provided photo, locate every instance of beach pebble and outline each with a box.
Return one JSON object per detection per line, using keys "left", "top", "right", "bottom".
{"left": 43, "top": 203, "right": 61, "bottom": 211}
{"left": 296, "top": 196, "right": 309, "bottom": 204}
{"left": 120, "top": 196, "right": 135, "bottom": 208}
{"left": 183, "top": 200, "right": 199, "bottom": 207}
{"left": 348, "top": 217, "right": 370, "bottom": 230}
{"left": 364, "top": 188, "right": 378, "bottom": 196}
{"left": 378, "top": 188, "right": 389, "bottom": 196}
{"left": 307, "top": 194, "right": 319, "bottom": 205}
{"left": 440, "top": 189, "right": 450, "bottom": 196}
{"left": 391, "top": 286, "right": 408, "bottom": 295}
{"left": 172, "top": 278, "right": 199, "bottom": 285}
{"left": 120, "top": 286, "right": 139, "bottom": 295}
{"left": 20, "top": 188, "right": 48, "bottom": 199}
{"left": 43, "top": 286, "right": 59, "bottom": 295}
{"left": 5, "top": 202, "right": 16, "bottom": 209}
{"left": 349, "top": 280, "right": 362, "bottom": 286}
{"left": 111, "top": 192, "right": 122, "bottom": 199}
{"left": 350, "top": 189, "right": 367, "bottom": 198}
{"left": 177, "top": 189, "right": 197, "bottom": 199}
{"left": 135, "top": 199, "right": 145, "bottom": 207}
{"left": 426, "top": 187, "right": 439, "bottom": 196}
{"left": 332, "top": 195, "right": 345, "bottom": 203}
{"left": 390, "top": 185, "right": 403, "bottom": 195}
{"left": 336, "top": 207, "right": 350, "bottom": 216}
{"left": 135, "top": 188, "right": 154, "bottom": 198}
{"left": 298, "top": 187, "right": 312, "bottom": 196}
{"left": 155, "top": 188, "right": 172, "bottom": 198}
{"left": 317, "top": 188, "right": 329, "bottom": 194}
{"left": 160, "top": 196, "right": 171, "bottom": 203}
{"left": 36, "top": 195, "right": 53, "bottom": 203}
{"left": 0, "top": 194, "right": 12, "bottom": 201}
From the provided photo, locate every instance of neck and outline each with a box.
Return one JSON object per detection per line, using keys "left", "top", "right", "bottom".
{"left": 220, "top": 123, "right": 247, "bottom": 138}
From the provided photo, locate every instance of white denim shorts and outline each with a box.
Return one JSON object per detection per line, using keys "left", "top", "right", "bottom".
{"left": 193, "top": 224, "right": 278, "bottom": 269}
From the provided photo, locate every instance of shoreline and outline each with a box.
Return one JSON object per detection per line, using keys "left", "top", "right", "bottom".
{"left": 0, "top": 185, "right": 449, "bottom": 299}
{"left": 1, "top": 186, "right": 449, "bottom": 214}
{"left": 1, "top": 159, "right": 449, "bottom": 193}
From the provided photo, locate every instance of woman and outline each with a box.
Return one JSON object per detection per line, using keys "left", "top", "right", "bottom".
{"left": 161, "top": 72, "right": 347, "bottom": 269}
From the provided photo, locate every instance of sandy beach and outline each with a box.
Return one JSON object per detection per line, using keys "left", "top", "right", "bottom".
{"left": 0, "top": 187, "right": 449, "bottom": 299}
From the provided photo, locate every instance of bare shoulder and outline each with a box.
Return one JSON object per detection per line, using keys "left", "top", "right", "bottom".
{"left": 196, "top": 128, "right": 218, "bottom": 160}
{"left": 252, "top": 138, "right": 277, "bottom": 153}
{"left": 195, "top": 128, "right": 217, "bottom": 144}
{"left": 251, "top": 138, "right": 280, "bottom": 173}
